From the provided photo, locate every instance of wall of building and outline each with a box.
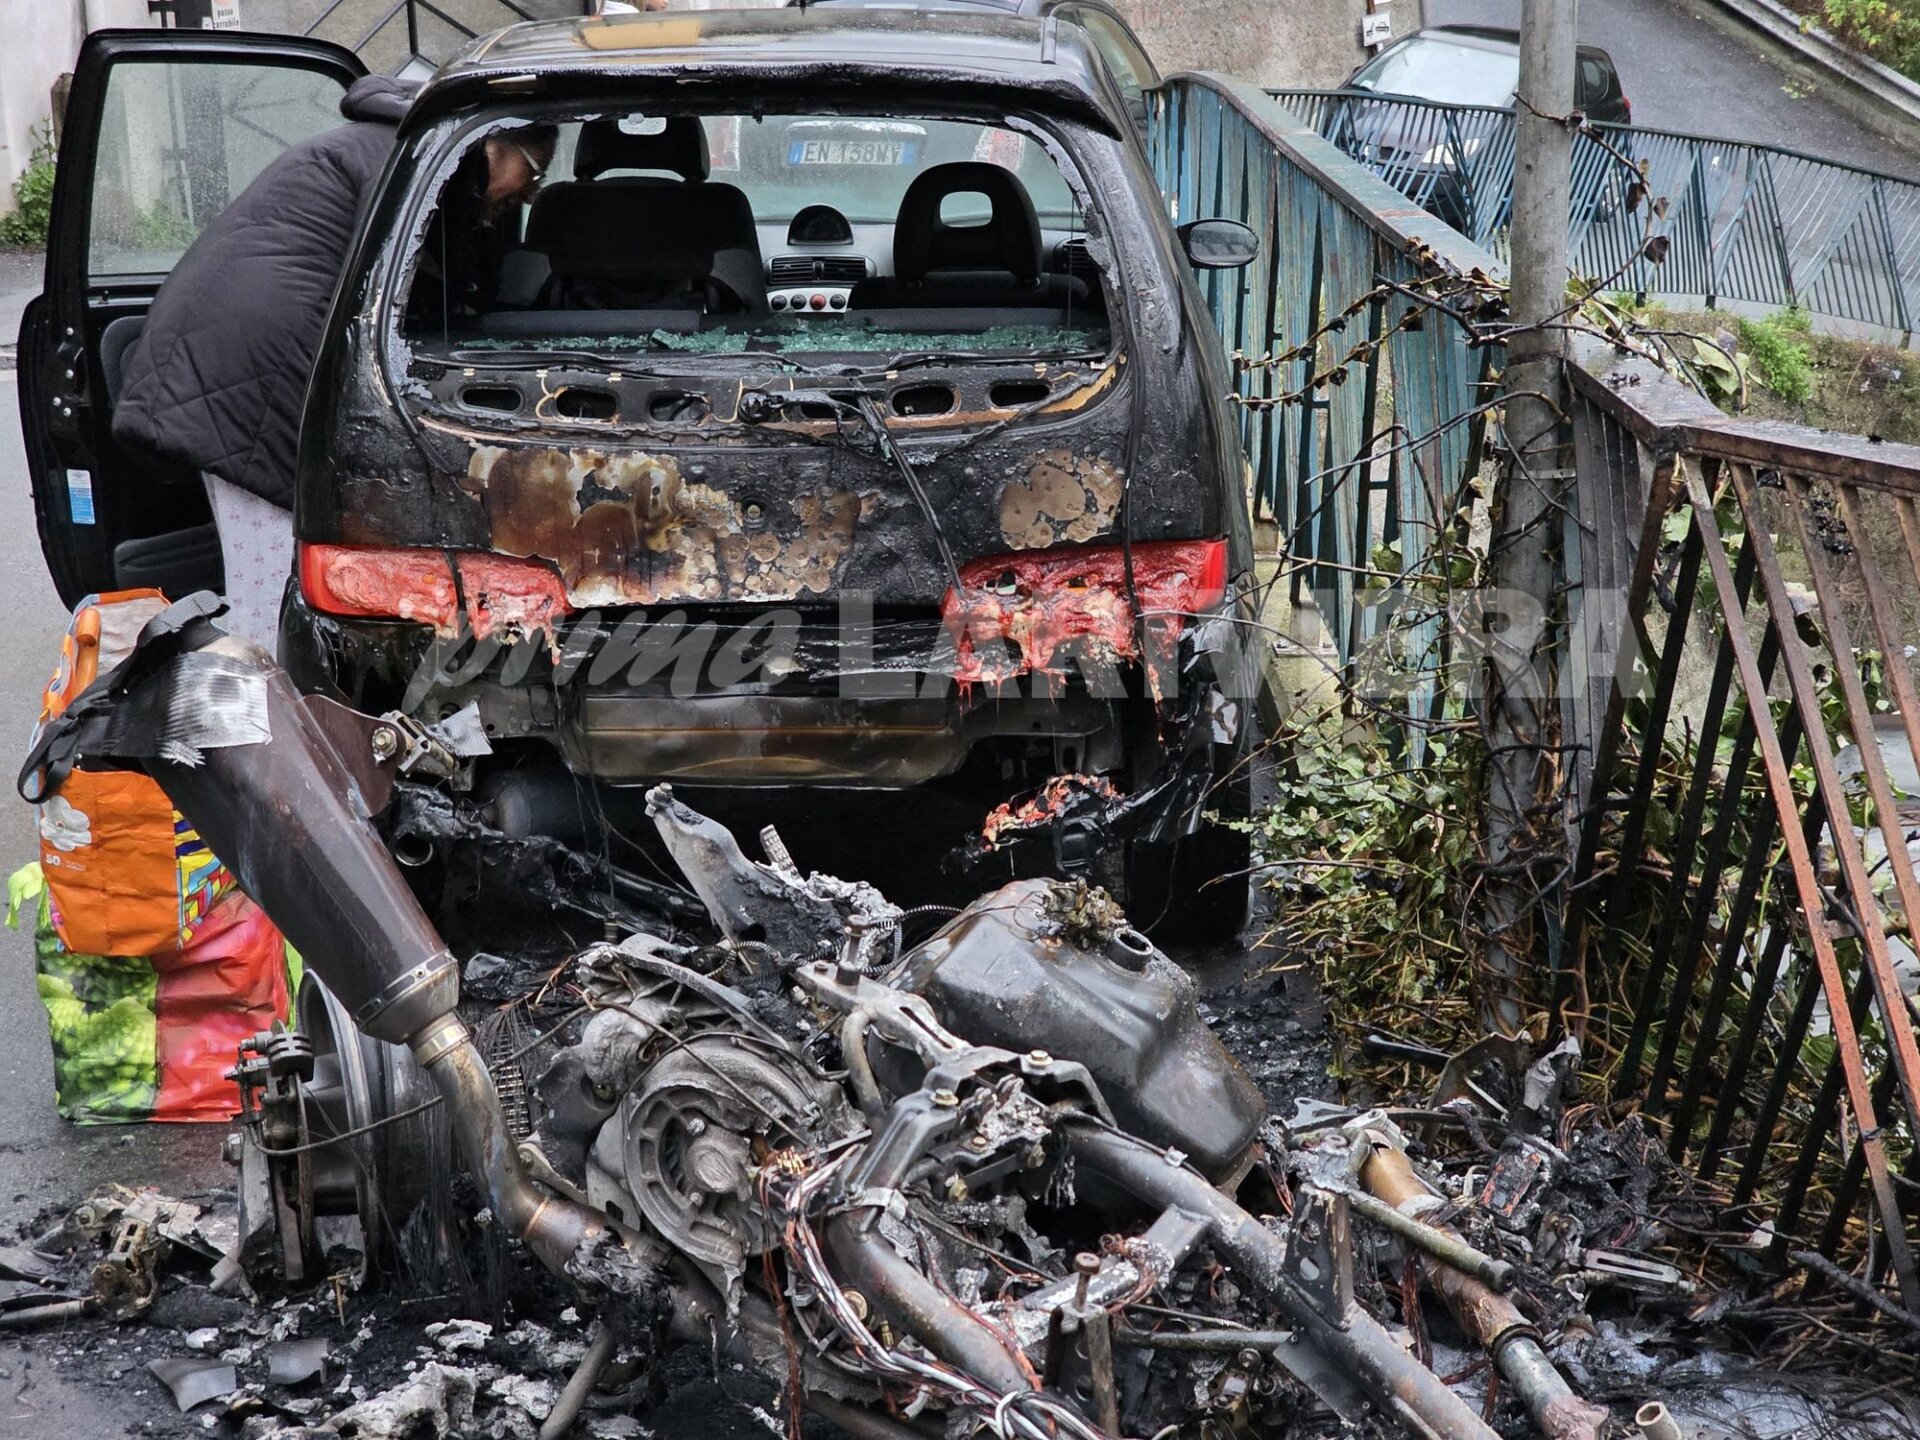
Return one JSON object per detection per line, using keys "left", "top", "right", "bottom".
{"left": 0, "top": 3, "right": 85, "bottom": 218}
{"left": 0, "top": 0, "right": 154, "bottom": 224}
{"left": 1109, "top": 0, "right": 1422, "bottom": 89}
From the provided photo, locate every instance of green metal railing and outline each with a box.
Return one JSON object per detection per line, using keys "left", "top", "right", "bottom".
{"left": 1273, "top": 88, "right": 1920, "bottom": 344}
{"left": 1146, "top": 75, "right": 1496, "bottom": 687}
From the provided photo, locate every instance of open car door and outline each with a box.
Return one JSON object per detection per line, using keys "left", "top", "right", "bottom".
{"left": 18, "top": 29, "right": 365, "bottom": 609}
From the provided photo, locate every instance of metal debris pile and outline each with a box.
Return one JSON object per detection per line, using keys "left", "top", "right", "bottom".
{"left": 9, "top": 995, "right": 1920, "bottom": 1440}
{"left": 10, "top": 617, "right": 1920, "bottom": 1440}
{"left": 7, "top": 907, "right": 1920, "bottom": 1440}
{"left": 3, "top": 1219, "right": 652, "bottom": 1440}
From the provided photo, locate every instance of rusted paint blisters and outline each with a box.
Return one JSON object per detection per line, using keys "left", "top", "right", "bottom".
{"left": 999, "top": 447, "right": 1124, "bottom": 549}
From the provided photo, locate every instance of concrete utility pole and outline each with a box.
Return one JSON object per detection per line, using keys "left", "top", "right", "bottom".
{"left": 1483, "top": 0, "right": 1576, "bottom": 1033}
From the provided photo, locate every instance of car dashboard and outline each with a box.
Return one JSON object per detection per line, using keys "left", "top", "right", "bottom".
{"left": 755, "top": 216, "right": 1096, "bottom": 314}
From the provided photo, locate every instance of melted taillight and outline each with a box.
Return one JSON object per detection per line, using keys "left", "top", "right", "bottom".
{"left": 299, "top": 543, "right": 571, "bottom": 642}
{"left": 942, "top": 538, "right": 1229, "bottom": 684}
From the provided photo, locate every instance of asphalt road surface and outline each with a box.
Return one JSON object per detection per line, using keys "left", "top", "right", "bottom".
{"left": 0, "top": 247, "right": 223, "bottom": 1437}
{"left": 1426, "top": 0, "right": 1919, "bottom": 179}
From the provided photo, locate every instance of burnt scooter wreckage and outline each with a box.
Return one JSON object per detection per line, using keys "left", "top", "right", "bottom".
{"left": 19, "top": 600, "right": 1603, "bottom": 1440}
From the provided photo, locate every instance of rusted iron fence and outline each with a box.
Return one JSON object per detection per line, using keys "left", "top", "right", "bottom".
{"left": 1565, "top": 353, "right": 1920, "bottom": 1305}
{"left": 1272, "top": 88, "right": 1920, "bottom": 345}
{"left": 1153, "top": 72, "right": 1920, "bottom": 1298}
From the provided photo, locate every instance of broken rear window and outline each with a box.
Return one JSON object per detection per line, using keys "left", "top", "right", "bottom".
{"left": 398, "top": 108, "right": 1109, "bottom": 363}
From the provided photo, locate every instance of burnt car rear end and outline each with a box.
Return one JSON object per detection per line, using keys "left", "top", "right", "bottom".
{"left": 285, "top": 9, "right": 1256, "bottom": 931}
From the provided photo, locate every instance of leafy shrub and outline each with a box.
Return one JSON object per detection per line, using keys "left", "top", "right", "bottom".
{"left": 1246, "top": 711, "right": 1487, "bottom": 1083}
{"left": 1690, "top": 336, "right": 1750, "bottom": 406}
{"left": 0, "top": 130, "right": 55, "bottom": 247}
{"left": 1814, "top": 0, "right": 1920, "bottom": 78}
{"left": 1738, "top": 307, "right": 1816, "bottom": 403}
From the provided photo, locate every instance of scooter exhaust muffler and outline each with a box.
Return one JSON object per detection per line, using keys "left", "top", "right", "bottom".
{"left": 20, "top": 604, "right": 621, "bottom": 1280}
{"left": 147, "top": 636, "right": 457, "bottom": 1048}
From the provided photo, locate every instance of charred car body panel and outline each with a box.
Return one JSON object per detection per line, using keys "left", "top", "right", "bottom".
{"left": 298, "top": 15, "right": 1245, "bottom": 580}
{"left": 280, "top": 10, "right": 1256, "bottom": 928}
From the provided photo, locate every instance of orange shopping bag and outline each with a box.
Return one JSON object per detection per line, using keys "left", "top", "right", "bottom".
{"left": 31, "top": 591, "right": 232, "bottom": 957}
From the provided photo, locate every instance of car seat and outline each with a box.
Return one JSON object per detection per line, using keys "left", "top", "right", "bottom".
{"left": 502, "top": 118, "right": 716, "bottom": 308}
{"left": 573, "top": 116, "right": 710, "bottom": 181}
{"left": 525, "top": 179, "right": 767, "bottom": 314}
{"left": 851, "top": 162, "right": 1085, "bottom": 309}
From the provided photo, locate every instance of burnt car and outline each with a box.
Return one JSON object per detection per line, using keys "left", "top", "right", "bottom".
{"left": 20, "top": 10, "right": 1261, "bottom": 938}
{"left": 797, "top": 0, "right": 1163, "bottom": 135}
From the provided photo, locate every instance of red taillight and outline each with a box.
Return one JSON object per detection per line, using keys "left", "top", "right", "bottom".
{"left": 299, "top": 543, "right": 571, "bottom": 641}
{"left": 941, "top": 539, "right": 1229, "bottom": 684}
{"left": 948, "top": 538, "right": 1228, "bottom": 615}
{"left": 1138, "top": 537, "right": 1230, "bottom": 616}
{"left": 1622, "top": 95, "right": 1632, "bottom": 121}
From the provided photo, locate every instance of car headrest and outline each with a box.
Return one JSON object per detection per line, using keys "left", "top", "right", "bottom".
{"left": 892, "top": 162, "right": 1042, "bottom": 286}
{"left": 574, "top": 117, "right": 710, "bottom": 181}
{"left": 525, "top": 180, "right": 765, "bottom": 308}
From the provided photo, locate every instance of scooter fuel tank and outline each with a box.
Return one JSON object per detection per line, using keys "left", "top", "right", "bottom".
{"left": 894, "top": 879, "right": 1266, "bottom": 1183}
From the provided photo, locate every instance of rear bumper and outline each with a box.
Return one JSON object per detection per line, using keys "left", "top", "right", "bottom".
{"left": 280, "top": 589, "right": 1252, "bottom": 826}
{"left": 558, "top": 690, "right": 1111, "bottom": 785}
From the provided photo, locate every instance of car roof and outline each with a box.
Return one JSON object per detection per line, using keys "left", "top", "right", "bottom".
{"left": 801, "top": 0, "right": 1036, "bottom": 11}
{"left": 410, "top": 8, "right": 1122, "bottom": 131}
{"left": 793, "top": 0, "right": 1138, "bottom": 15}
{"left": 1415, "top": 25, "right": 1615, "bottom": 65}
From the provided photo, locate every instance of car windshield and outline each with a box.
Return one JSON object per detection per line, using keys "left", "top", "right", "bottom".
{"left": 1349, "top": 37, "right": 1519, "bottom": 107}
{"left": 398, "top": 107, "right": 1107, "bottom": 362}
{"left": 717, "top": 114, "right": 1078, "bottom": 225}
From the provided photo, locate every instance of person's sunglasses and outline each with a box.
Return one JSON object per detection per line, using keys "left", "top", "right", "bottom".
{"left": 511, "top": 141, "right": 549, "bottom": 184}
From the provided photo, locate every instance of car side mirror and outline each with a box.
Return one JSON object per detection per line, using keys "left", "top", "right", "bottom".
{"left": 1179, "top": 219, "right": 1259, "bottom": 270}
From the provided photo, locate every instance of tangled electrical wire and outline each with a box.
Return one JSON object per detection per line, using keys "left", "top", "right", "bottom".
{"left": 758, "top": 1150, "right": 1118, "bottom": 1440}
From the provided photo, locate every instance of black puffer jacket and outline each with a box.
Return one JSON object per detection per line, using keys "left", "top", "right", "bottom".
{"left": 112, "top": 75, "right": 418, "bottom": 510}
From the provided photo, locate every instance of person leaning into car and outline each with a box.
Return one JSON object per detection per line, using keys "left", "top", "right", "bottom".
{"left": 407, "top": 124, "right": 560, "bottom": 330}
{"left": 110, "top": 80, "right": 556, "bottom": 652}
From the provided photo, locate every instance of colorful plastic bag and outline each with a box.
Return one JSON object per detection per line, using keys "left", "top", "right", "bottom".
{"left": 30, "top": 591, "right": 233, "bottom": 956}
{"left": 9, "top": 865, "right": 293, "bottom": 1125}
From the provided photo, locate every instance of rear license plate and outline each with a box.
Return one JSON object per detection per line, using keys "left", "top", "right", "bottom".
{"left": 788, "top": 139, "right": 917, "bottom": 166}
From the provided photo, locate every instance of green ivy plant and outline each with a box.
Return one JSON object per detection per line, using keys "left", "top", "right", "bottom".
{"left": 1737, "top": 308, "right": 1816, "bottom": 404}
{"left": 1246, "top": 706, "right": 1486, "bottom": 1088}
{"left": 0, "top": 128, "right": 55, "bottom": 247}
